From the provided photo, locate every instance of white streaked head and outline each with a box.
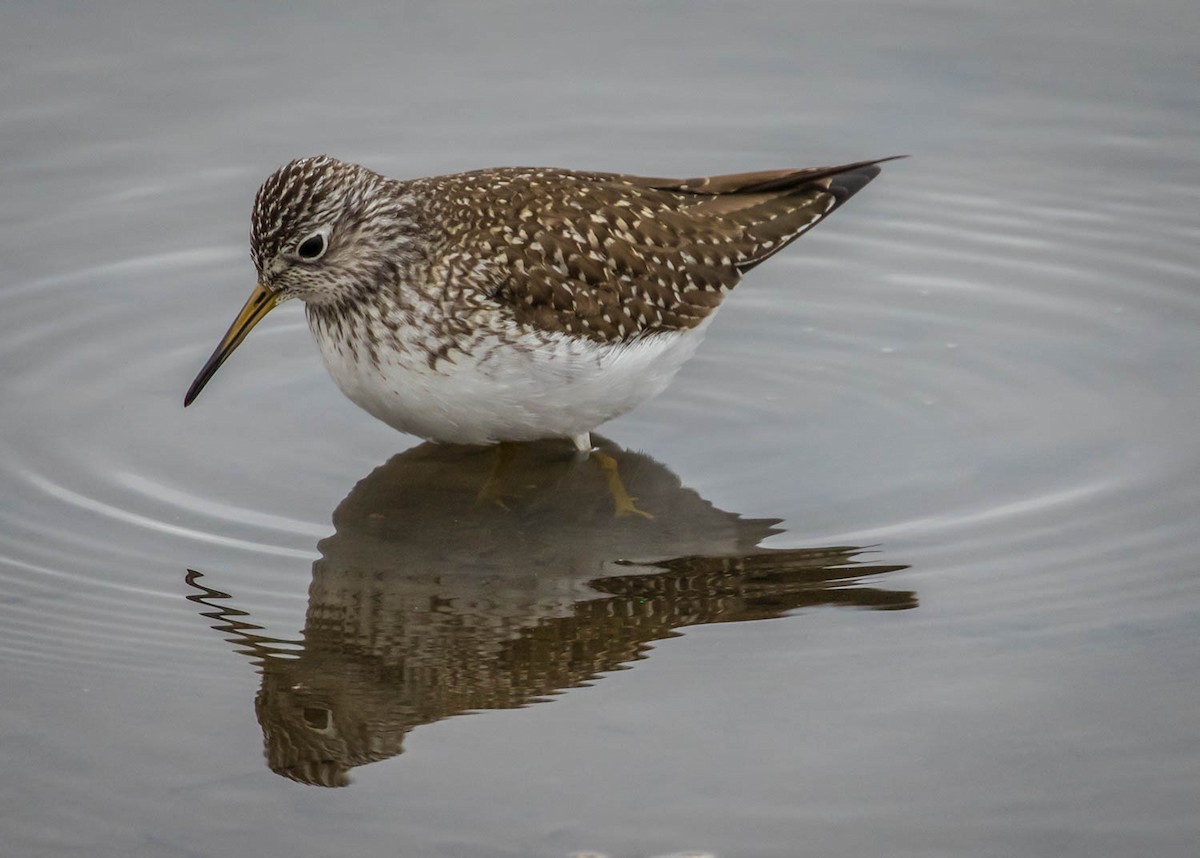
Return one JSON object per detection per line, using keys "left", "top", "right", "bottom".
{"left": 250, "top": 155, "right": 419, "bottom": 306}
{"left": 185, "top": 156, "right": 420, "bottom": 406}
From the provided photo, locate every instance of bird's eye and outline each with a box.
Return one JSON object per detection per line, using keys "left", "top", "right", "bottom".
{"left": 296, "top": 232, "right": 327, "bottom": 261}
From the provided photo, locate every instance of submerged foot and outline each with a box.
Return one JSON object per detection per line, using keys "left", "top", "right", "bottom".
{"left": 474, "top": 443, "right": 520, "bottom": 509}
{"left": 591, "top": 450, "right": 654, "bottom": 520}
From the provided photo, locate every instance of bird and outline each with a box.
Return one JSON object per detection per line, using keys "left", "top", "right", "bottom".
{"left": 184, "top": 154, "right": 899, "bottom": 451}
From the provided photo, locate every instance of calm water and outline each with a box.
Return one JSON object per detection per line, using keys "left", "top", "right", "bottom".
{"left": 2, "top": 2, "right": 1198, "bottom": 856}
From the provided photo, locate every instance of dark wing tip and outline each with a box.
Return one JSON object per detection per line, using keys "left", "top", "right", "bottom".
{"left": 730, "top": 155, "right": 905, "bottom": 275}
{"left": 826, "top": 164, "right": 881, "bottom": 205}
{"left": 824, "top": 155, "right": 906, "bottom": 206}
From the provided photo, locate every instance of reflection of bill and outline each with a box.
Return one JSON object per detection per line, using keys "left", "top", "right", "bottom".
{"left": 187, "top": 440, "right": 916, "bottom": 787}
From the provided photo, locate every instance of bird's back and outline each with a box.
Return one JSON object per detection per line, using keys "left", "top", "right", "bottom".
{"left": 409, "top": 158, "right": 893, "bottom": 342}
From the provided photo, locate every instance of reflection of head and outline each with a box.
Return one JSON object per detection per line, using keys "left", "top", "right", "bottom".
{"left": 256, "top": 659, "right": 412, "bottom": 788}
{"left": 189, "top": 441, "right": 915, "bottom": 787}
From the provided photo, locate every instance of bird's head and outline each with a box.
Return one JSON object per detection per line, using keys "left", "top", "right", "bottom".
{"left": 184, "top": 156, "right": 418, "bottom": 406}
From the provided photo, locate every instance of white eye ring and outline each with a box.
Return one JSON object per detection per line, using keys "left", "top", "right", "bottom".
{"left": 295, "top": 228, "right": 330, "bottom": 261}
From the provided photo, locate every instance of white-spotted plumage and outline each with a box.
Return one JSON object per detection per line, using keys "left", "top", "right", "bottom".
{"left": 185, "top": 154, "right": 900, "bottom": 447}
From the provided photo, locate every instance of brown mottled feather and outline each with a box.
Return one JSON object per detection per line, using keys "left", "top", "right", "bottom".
{"left": 410, "top": 158, "right": 894, "bottom": 342}
{"left": 187, "top": 154, "right": 903, "bottom": 443}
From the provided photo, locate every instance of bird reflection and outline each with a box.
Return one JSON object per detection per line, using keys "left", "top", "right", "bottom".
{"left": 186, "top": 439, "right": 916, "bottom": 787}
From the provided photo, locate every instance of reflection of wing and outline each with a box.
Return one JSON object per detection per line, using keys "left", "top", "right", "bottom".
{"left": 607, "top": 547, "right": 915, "bottom": 618}
{"left": 186, "top": 440, "right": 915, "bottom": 787}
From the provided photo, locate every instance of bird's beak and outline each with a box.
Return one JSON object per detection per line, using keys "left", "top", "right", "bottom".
{"left": 184, "top": 282, "right": 281, "bottom": 406}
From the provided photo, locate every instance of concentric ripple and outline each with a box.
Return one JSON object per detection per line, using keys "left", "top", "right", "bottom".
{"left": 3, "top": 158, "right": 1198, "bottom": 686}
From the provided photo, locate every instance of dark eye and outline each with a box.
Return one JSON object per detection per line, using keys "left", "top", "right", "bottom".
{"left": 296, "top": 232, "right": 327, "bottom": 260}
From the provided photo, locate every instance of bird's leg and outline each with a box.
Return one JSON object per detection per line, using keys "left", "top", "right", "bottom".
{"left": 591, "top": 450, "right": 654, "bottom": 520}
{"left": 571, "top": 432, "right": 593, "bottom": 454}
{"left": 474, "top": 442, "right": 519, "bottom": 509}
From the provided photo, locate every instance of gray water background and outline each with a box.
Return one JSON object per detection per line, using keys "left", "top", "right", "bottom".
{"left": 1, "top": 2, "right": 1198, "bottom": 856}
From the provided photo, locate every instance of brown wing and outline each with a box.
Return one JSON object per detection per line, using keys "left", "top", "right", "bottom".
{"left": 425, "top": 157, "right": 898, "bottom": 341}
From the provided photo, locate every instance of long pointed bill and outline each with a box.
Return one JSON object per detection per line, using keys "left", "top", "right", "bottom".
{"left": 184, "top": 283, "right": 281, "bottom": 406}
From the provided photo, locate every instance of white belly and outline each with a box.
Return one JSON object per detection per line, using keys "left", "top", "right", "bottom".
{"left": 308, "top": 315, "right": 712, "bottom": 445}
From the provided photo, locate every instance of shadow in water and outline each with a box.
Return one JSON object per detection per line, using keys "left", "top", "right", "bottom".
{"left": 186, "top": 439, "right": 916, "bottom": 787}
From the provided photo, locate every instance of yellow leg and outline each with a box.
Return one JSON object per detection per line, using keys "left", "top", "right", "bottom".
{"left": 591, "top": 450, "right": 654, "bottom": 519}
{"left": 474, "top": 443, "right": 518, "bottom": 509}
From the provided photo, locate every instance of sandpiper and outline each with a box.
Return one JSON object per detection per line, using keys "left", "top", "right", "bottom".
{"left": 185, "top": 155, "right": 898, "bottom": 450}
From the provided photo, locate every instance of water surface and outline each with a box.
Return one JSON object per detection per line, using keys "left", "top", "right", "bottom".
{"left": 1, "top": 2, "right": 1197, "bottom": 856}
